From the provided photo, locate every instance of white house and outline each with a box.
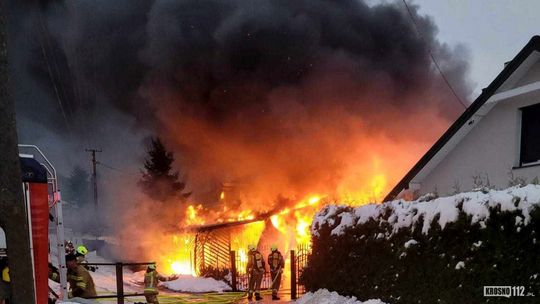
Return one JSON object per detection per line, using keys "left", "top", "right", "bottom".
{"left": 385, "top": 36, "right": 540, "bottom": 200}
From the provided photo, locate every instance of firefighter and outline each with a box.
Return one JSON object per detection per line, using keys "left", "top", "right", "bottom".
{"left": 51, "top": 254, "right": 97, "bottom": 301}
{"left": 267, "top": 245, "right": 285, "bottom": 300}
{"left": 65, "top": 240, "right": 75, "bottom": 255}
{"left": 143, "top": 263, "right": 179, "bottom": 304}
{"left": 76, "top": 245, "right": 97, "bottom": 272}
{"left": 48, "top": 262, "right": 60, "bottom": 282}
{"left": 246, "top": 244, "right": 265, "bottom": 301}
{"left": 0, "top": 258, "right": 10, "bottom": 304}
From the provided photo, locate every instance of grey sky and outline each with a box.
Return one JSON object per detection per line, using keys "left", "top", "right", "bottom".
{"left": 413, "top": 0, "right": 539, "bottom": 97}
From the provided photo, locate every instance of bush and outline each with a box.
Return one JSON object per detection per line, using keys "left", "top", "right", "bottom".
{"left": 199, "top": 265, "right": 230, "bottom": 283}
{"left": 303, "top": 188, "right": 540, "bottom": 303}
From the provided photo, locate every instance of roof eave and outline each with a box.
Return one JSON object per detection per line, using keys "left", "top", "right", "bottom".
{"left": 383, "top": 35, "right": 540, "bottom": 202}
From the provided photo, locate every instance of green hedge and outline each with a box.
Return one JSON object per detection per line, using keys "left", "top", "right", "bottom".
{"left": 303, "top": 203, "right": 540, "bottom": 303}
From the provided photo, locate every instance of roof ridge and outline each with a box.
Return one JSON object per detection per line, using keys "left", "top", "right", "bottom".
{"left": 384, "top": 35, "right": 540, "bottom": 202}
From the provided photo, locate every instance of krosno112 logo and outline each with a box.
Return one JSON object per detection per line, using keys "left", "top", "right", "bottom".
{"left": 483, "top": 286, "right": 533, "bottom": 298}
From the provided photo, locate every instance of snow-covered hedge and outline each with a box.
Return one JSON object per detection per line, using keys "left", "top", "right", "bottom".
{"left": 303, "top": 185, "right": 540, "bottom": 303}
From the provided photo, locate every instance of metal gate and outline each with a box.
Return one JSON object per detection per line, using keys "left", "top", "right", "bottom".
{"left": 193, "top": 224, "right": 312, "bottom": 298}
{"left": 293, "top": 243, "right": 311, "bottom": 298}
{"left": 194, "top": 228, "right": 231, "bottom": 275}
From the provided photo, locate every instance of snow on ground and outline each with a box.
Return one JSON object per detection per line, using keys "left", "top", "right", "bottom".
{"left": 128, "top": 270, "right": 231, "bottom": 293}
{"left": 296, "top": 289, "right": 387, "bottom": 304}
{"left": 49, "top": 251, "right": 140, "bottom": 295}
{"left": 162, "top": 274, "right": 231, "bottom": 292}
{"left": 312, "top": 184, "right": 540, "bottom": 237}
{"left": 51, "top": 251, "right": 230, "bottom": 295}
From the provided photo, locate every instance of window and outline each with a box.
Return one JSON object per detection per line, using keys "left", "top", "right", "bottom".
{"left": 520, "top": 103, "right": 540, "bottom": 166}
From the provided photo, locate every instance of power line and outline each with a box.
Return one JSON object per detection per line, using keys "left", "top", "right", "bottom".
{"left": 401, "top": 0, "right": 468, "bottom": 109}
{"left": 96, "top": 161, "right": 139, "bottom": 176}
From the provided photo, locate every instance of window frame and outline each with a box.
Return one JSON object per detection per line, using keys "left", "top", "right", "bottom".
{"left": 519, "top": 102, "right": 540, "bottom": 166}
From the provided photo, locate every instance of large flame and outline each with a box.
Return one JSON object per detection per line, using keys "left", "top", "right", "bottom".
{"left": 157, "top": 187, "right": 382, "bottom": 277}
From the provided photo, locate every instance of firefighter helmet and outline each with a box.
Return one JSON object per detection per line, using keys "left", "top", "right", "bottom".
{"left": 148, "top": 263, "right": 157, "bottom": 270}
{"left": 270, "top": 244, "right": 278, "bottom": 252}
{"left": 248, "top": 244, "right": 256, "bottom": 251}
{"left": 76, "top": 245, "right": 88, "bottom": 256}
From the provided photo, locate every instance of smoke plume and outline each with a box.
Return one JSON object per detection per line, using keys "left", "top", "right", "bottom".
{"left": 9, "top": 1, "right": 472, "bottom": 238}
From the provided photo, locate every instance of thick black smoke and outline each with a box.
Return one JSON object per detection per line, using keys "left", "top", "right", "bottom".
{"left": 8, "top": 0, "right": 472, "bottom": 223}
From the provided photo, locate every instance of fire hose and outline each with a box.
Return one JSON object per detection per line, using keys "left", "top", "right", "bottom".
{"left": 270, "top": 267, "right": 282, "bottom": 286}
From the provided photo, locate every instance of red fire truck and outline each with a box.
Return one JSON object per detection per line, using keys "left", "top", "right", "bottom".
{"left": 16, "top": 145, "right": 68, "bottom": 303}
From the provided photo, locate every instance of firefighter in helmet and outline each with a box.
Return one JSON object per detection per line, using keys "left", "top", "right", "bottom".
{"left": 267, "top": 245, "right": 285, "bottom": 300}
{"left": 75, "top": 245, "right": 97, "bottom": 272}
{"left": 64, "top": 253, "right": 97, "bottom": 300}
{"left": 143, "top": 263, "right": 179, "bottom": 304}
{"left": 246, "top": 244, "right": 265, "bottom": 301}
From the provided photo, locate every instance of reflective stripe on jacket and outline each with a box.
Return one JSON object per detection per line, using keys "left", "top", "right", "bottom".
{"left": 67, "top": 265, "right": 97, "bottom": 298}
{"left": 144, "top": 271, "right": 157, "bottom": 292}
{"left": 1, "top": 267, "right": 9, "bottom": 283}
{"left": 144, "top": 270, "right": 170, "bottom": 293}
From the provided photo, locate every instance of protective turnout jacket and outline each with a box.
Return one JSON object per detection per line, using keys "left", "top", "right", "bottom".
{"left": 268, "top": 251, "right": 285, "bottom": 272}
{"left": 67, "top": 265, "right": 97, "bottom": 298}
{"left": 144, "top": 270, "right": 172, "bottom": 294}
{"left": 247, "top": 250, "right": 265, "bottom": 272}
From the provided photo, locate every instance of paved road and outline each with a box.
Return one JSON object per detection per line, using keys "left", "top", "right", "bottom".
{"left": 234, "top": 290, "right": 294, "bottom": 303}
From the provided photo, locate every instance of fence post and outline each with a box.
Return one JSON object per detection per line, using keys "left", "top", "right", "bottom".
{"left": 230, "top": 250, "right": 237, "bottom": 291}
{"left": 116, "top": 262, "right": 125, "bottom": 304}
{"left": 291, "top": 250, "right": 297, "bottom": 300}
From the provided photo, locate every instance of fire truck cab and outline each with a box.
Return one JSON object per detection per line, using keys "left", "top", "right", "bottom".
{"left": 17, "top": 145, "right": 68, "bottom": 303}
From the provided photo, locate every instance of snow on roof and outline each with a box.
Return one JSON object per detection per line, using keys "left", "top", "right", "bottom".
{"left": 312, "top": 184, "right": 540, "bottom": 237}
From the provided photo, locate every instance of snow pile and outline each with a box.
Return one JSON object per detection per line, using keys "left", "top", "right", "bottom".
{"left": 296, "top": 289, "right": 387, "bottom": 304}
{"left": 312, "top": 185, "right": 540, "bottom": 237}
{"left": 162, "top": 275, "right": 231, "bottom": 293}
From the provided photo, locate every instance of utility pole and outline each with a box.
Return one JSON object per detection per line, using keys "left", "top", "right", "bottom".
{"left": 0, "top": 1, "right": 37, "bottom": 302}
{"left": 85, "top": 148, "right": 102, "bottom": 207}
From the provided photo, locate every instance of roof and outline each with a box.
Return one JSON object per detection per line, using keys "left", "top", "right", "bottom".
{"left": 384, "top": 36, "right": 540, "bottom": 202}
{"left": 20, "top": 156, "right": 48, "bottom": 183}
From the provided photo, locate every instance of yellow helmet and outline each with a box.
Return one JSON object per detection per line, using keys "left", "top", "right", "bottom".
{"left": 270, "top": 244, "right": 278, "bottom": 252}
{"left": 76, "top": 245, "right": 88, "bottom": 256}
{"left": 148, "top": 263, "right": 157, "bottom": 270}
{"left": 248, "top": 244, "right": 256, "bottom": 251}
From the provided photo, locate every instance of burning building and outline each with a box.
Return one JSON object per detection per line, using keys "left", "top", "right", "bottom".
{"left": 9, "top": 0, "right": 474, "bottom": 296}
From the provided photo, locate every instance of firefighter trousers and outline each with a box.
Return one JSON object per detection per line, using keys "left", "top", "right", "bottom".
{"left": 248, "top": 269, "right": 264, "bottom": 295}
{"left": 144, "top": 292, "right": 159, "bottom": 304}
{"left": 270, "top": 270, "right": 282, "bottom": 296}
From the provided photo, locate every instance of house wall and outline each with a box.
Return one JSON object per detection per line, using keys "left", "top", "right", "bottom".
{"left": 418, "top": 90, "right": 540, "bottom": 196}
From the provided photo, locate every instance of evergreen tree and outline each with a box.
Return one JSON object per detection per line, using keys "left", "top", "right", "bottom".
{"left": 64, "top": 166, "right": 91, "bottom": 206}
{"left": 139, "top": 137, "right": 190, "bottom": 202}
